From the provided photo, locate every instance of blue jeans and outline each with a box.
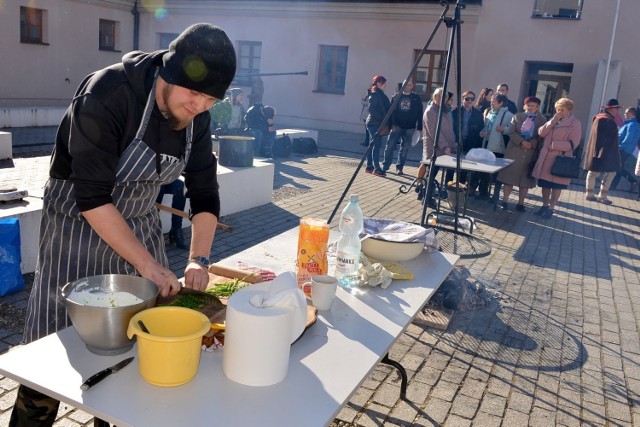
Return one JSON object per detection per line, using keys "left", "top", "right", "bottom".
{"left": 156, "top": 180, "right": 186, "bottom": 230}
{"left": 366, "top": 125, "right": 386, "bottom": 172}
{"left": 383, "top": 127, "right": 414, "bottom": 171}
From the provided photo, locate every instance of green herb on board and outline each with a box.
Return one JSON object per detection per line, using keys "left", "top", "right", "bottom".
{"left": 205, "top": 278, "right": 250, "bottom": 298}
{"left": 158, "top": 293, "right": 206, "bottom": 310}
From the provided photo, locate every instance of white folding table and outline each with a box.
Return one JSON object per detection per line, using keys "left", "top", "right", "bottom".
{"left": 0, "top": 228, "right": 458, "bottom": 426}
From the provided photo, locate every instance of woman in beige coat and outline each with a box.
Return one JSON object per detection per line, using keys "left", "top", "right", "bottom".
{"left": 531, "top": 98, "right": 582, "bottom": 219}
{"left": 497, "top": 96, "right": 547, "bottom": 211}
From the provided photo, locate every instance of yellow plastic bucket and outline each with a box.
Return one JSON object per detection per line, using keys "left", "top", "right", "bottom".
{"left": 127, "top": 306, "right": 211, "bottom": 387}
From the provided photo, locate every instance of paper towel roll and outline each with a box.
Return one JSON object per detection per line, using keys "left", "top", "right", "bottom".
{"left": 223, "top": 283, "right": 294, "bottom": 386}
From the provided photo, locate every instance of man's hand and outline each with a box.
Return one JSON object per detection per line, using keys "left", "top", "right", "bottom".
{"left": 81, "top": 203, "right": 182, "bottom": 298}
{"left": 141, "top": 265, "right": 181, "bottom": 297}
{"left": 184, "top": 262, "right": 209, "bottom": 292}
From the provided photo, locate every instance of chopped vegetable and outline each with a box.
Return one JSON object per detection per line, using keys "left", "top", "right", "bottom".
{"left": 159, "top": 293, "right": 207, "bottom": 310}
{"left": 205, "top": 278, "right": 249, "bottom": 297}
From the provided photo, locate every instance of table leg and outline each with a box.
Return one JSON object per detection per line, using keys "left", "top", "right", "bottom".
{"left": 381, "top": 353, "right": 408, "bottom": 400}
{"left": 94, "top": 417, "right": 110, "bottom": 427}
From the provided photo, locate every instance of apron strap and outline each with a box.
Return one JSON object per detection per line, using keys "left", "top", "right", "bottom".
{"left": 134, "top": 67, "right": 160, "bottom": 143}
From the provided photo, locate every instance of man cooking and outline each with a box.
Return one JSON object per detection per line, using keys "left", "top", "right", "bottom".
{"left": 10, "top": 23, "right": 236, "bottom": 426}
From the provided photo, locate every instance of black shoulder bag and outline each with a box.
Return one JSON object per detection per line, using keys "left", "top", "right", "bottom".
{"left": 550, "top": 140, "right": 580, "bottom": 178}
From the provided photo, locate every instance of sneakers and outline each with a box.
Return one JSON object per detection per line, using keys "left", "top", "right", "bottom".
{"left": 597, "top": 197, "right": 613, "bottom": 205}
{"left": 372, "top": 169, "right": 387, "bottom": 177}
{"left": 364, "top": 167, "right": 374, "bottom": 174}
{"left": 500, "top": 202, "right": 509, "bottom": 211}
{"left": 540, "top": 209, "right": 555, "bottom": 219}
{"left": 534, "top": 206, "right": 549, "bottom": 216}
{"left": 395, "top": 167, "right": 404, "bottom": 175}
{"left": 515, "top": 204, "right": 526, "bottom": 212}
{"left": 585, "top": 193, "right": 597, "bottom": 201}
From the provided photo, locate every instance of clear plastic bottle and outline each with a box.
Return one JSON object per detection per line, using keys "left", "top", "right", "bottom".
{"left": 335, "top": 194, "right": 364, "bottom": 288}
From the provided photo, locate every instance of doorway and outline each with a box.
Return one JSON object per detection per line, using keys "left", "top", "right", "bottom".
{"left": 524, "top": 62, "right": 574, "bottom": 118}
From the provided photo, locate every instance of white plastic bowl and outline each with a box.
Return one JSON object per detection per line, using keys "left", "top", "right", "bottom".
{"left": 361, "top": 237, "right": 424, "bottom": 262}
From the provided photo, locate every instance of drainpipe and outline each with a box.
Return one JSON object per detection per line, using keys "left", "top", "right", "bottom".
{"left": 131, "top": 0, "right": 140, "bottom": 51}
{"left": 599, "top": 0, "right": 620, "bottom": 108}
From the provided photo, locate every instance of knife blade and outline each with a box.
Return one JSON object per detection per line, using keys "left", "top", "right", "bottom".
{"left": 80, "top": 357, "right": 134, "bottom": 391}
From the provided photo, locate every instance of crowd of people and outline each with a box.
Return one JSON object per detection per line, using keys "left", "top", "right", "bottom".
{"left": 361, "top": 76, "right": 640, "bottom": 219}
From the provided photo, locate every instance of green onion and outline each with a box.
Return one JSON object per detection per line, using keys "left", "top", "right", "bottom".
{"left": 205, "top": 278, "right": 250, "bottom": 297}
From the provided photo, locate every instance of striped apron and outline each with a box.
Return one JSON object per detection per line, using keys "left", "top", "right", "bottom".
{"left": 23, "top": 75, "right": 192, "bottom": 343}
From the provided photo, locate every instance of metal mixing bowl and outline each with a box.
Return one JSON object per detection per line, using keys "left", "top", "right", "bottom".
{"left": 61, "top": 274, "right": 159, "bottom": 356}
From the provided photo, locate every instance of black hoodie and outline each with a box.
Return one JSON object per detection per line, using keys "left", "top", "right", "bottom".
{"left": 50, "top": 51, "right": 220, "bottom": 217}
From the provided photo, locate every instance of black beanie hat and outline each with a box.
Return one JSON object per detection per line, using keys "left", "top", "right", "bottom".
{"left": 160, "top": 23, "right": 236, "bottom": 99}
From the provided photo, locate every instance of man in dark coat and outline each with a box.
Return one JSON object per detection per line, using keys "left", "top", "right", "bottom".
{"left": 583, "top": 98, "right": 623, "bottom": 205}
{"left": 452, "top": 90, "right": 485, "bottom": 187}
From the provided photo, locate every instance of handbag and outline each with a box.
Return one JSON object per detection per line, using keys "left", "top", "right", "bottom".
{"left": 550, "top": 140, "right": 580, "bottom": 178}
{"left": 499, "top": 111, "right": 510, "bottom": 146}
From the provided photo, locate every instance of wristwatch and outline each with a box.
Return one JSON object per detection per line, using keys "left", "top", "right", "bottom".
{"left": 189, "top": 256, "right": 211, "bottom": 268}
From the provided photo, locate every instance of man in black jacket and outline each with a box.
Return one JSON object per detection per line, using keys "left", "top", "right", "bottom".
{"left": 452, "top": 90, "right": 485, "bottom": 187}
{"left": 11, "top": 23, "right": 236, "bottom": 427}
{"left": 496, "top": 83, "right": 517, "bottom": 114}
{"left": 382, "top": 80, "right": 424, "bottom": 175}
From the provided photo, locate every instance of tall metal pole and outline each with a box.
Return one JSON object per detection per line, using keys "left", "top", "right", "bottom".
{"left": 599, "top": 0, "right": 620, "bottom": 109}
{"left": 327, "top": 3, "right": 451, "bottom": 224}
{"left": 131, "top": 0, "right": 140, "bottom": 51}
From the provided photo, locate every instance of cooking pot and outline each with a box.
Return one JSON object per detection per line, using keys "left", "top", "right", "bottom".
{"left": 218, "top": 135, "right": 255, "bottom": 167}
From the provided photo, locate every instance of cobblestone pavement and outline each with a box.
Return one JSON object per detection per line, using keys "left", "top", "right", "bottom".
{"left": 0, "top": 126, "right": 639, "bottom": 426}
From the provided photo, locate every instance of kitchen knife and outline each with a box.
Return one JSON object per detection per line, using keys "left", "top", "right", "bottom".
{"left": 80, "top": 357, "right": 134, "bottom": 391}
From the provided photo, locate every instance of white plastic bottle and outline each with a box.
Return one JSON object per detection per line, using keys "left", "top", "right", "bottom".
{"left": 335, "top": 194, "right": 364, "bottom": 288}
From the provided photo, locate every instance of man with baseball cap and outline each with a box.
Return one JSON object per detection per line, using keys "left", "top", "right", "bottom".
{"left": 10, "top": 23, "right": 236, "bottom": 426}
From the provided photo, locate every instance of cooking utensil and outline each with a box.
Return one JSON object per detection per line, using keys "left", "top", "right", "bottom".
{"left": 80, "top": 357, "right": 134, "bottom": 390}
{"left": 138, "top": 320, "right": 150, "bottom": 334}
{"left": 361, "top": 237, "right": 423, "bottom": 262}
{"left": 61, "top": 275, "right": 159, "bottom": 355}
{"left": 127, "top": 307, "right": 211, "bottom": 387}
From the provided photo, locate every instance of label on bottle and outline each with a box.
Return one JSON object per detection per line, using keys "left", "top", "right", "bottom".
{"left": 336, "top": 250, "right": 358, "bottom": 273}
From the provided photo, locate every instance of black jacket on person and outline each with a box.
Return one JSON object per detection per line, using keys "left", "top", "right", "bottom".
{"left": 50, "top": 50, "right": 220, "bottom": 217}
{"left": 452, "top": 106, "right": 485, "bottom": 153}
{"left": 505, "top": 98, "right": 517, "bottom": 115}
{"left": 390, "top": 91, "right": 423, "bottom": 131}
{"left": 245, "top": 103, "right": 269, "bottom": 132}
{"left": 365, "top": 88, "right": 391, "bottom": 128}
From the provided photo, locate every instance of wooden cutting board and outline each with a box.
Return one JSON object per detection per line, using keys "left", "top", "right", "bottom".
{"left": 160, "top": 264, "right": 317, "bottom": 339}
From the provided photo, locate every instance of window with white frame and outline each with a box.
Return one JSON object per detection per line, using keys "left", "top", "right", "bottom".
{"left": 20, "top": 6, "right": 48, "bottom": 44}
{"left": 533, "top": 0, "right": 583, "bottom": 19}
{"left": 99, "top": 19, "right": 119, "bottom": 51}
{"left": 235, "top": 41, "right": 262, "bottom": 86}
{"left": 413, "top": 49, "right": 447, "bottom": 102}
{"left": 316, "top": 45, "right": 348, "bottom": 94}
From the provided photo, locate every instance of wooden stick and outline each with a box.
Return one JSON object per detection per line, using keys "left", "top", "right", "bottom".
{"left": 155, "top": 203, "right": 233, "bottom": 233}
{"left": 208, "top": 263, "right": 263, "bottom": 284}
